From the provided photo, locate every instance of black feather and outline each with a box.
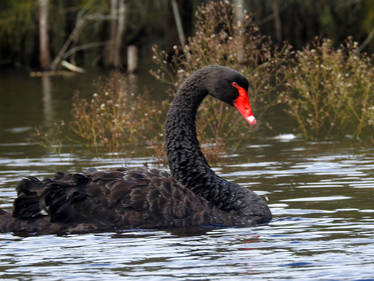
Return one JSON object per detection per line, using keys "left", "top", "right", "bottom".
{"left": 0, "top": 65, "right": 271, "bottom": 234}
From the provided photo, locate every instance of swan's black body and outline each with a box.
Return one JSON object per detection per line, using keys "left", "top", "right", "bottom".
{"left": 0, "top": 65, "right": 271, "bottom": 235}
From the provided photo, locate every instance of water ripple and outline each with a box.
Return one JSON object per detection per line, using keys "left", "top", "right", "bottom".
{"left": 1, "top": 139, "right": 374, "bottom": 280}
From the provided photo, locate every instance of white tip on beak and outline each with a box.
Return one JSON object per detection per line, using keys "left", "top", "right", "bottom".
{"left": 247, "top": 115, "right": 256, "bottom": 126}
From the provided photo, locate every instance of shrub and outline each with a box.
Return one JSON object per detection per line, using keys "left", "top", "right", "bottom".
{"left": 33, "top": 72, "right": 166, "bottom": 155}
{"left": 35, "top": 2, "right": 290, "bottom": 163}
{"left": 35, "top": 2, "right": 374, "bottom": 164}
{"left": 151, "top": 1, "right": 291, "bottom": 148}
{"left": 281, "top": 38, "right": 374, "bottom": 140}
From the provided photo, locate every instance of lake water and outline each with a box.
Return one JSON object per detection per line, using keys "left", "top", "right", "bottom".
{"left": 0, "top": 72, "right": 374, "bottom": 280}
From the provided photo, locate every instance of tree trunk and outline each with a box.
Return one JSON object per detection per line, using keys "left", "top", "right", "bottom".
{"left": 171, "top": 0, "right": 186, "bottom": 46}
{"left": 113, "top": 0, "right": 127, "bottom": 68}
{"left": 233, "top": 0, "right": 244, "bottom": 63}
{"left": 38, "top": 0, "right": 50, "bottom": 70}
{"left": 272, "top": 0, "right": 282, "bottom": 42}
{"left": 104, "top": 0, "right": 118, "bottom": 66}
{"left": 127, "top": 45, "right": 138, "bottom": 73}
{"left": 233, "top": 0, "right": 244, "bottom": 26}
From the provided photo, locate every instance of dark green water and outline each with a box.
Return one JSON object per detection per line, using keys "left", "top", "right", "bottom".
{"left": 0, "top": 72, "right": 373, "bottom": 280}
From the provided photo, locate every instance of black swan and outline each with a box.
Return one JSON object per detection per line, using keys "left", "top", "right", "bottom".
{"left": 0, "top": 65, "right": 271, "bottom": 234}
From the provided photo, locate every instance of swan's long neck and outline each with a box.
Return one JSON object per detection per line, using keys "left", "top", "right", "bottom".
{"left": 165, "top": 77, "right": 232, "bottom": 210}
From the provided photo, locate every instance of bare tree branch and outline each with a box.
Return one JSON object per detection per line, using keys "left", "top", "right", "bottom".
{"left": 171, "top": 0, "right": 186, "bottom": 46}
{"left": 51, "top": 12, "right": 115, "bottom": 70}
{"left": 63, "top": 41, "right": 111, "bottom": 59}
{"left": 358, "top": 29, "right": 374, "bottom": 53}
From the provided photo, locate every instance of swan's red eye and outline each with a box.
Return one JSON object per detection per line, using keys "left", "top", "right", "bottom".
{"left": 232, "top": 82, "right": 256, "bottom": 126}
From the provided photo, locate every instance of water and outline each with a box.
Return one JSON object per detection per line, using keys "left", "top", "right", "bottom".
{"left": 1, "top": 73, "right": 374, "bottom": 280}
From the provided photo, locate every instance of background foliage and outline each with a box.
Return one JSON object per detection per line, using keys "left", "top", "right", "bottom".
{"left": 1, "top": 0, "right": 374, "bottom": 69}
{"left": 4, "top": 1, "right": 374, "bottom": 161}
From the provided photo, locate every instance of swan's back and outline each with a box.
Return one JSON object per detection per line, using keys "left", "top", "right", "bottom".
{"left": 0, "top": 168, "right": 234, "bottom": 234}
{"left": 0, "top": 65, "right": 272, "bottom": 235}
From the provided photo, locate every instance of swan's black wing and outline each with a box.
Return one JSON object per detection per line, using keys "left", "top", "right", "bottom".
{"left": 1, "top": 168, "right": 231, "bottom": 234}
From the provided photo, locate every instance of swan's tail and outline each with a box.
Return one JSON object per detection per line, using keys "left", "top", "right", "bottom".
{"left": 0, "top": 208, "right": 54, "bottom": 234}
{"left": 0, "top": 209, "right": 14, "bottom": 233}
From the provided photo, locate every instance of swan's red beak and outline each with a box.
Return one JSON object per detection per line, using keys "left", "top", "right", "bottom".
{"left": 232, "top": 82, "right": 256, "bottom": 126}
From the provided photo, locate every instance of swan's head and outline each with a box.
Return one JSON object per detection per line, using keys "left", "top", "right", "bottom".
{"left": 203, "top": 65, "right": 256, "bottom": 126}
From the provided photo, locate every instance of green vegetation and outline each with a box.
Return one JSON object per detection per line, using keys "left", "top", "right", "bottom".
{"left": 70, "top": 74, "right": 158, "bottom": 153}
{"left": 34, "top": 73, "right": 166, "bottom": 156}
{"left": 33, "top": 1, "right": 374, "bottom": 162}
{"left": 1, "top": 0, "right": 374, "bottom": 69}
{"left": 152, "top": 1, "right": 291, "bottom": 151}
{"left": 0, "top": 0, "right": 37, "bottom": 66}
{"left": 152, "top": 2, "right": 374, "bottom": 143}
{"left": 281, "top": 38, "right": 374, "bottom": 141}
{"left": 33, "top": 2, "right": 289, "bottom": 161}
